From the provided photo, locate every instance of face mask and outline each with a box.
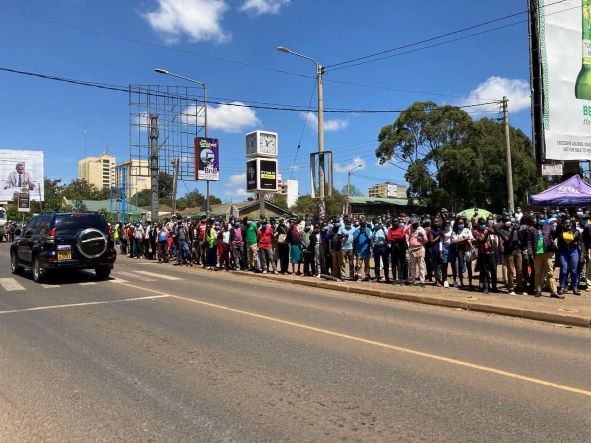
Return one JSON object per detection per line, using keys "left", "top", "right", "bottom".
{"left": 399, "top": 222, "right": 406, "bottom": 227}
{"left": 458, "top": 224, "right": 464, "bottom": 230}
{"left": 487, "top": 220, "right": 494, "bottom": 226}
{"left": 479, "top": 224, "right": 486, "bottom": 230}
{"left": 505, "top": 222, "right": 512, "bottom": 227}
{"left": 262, "top": 223, "right": 267, "bottom": 228}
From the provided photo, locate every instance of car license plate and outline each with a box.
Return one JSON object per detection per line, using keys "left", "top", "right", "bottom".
{"left": 57, "top": 250, "right": 72, "bottom": 260}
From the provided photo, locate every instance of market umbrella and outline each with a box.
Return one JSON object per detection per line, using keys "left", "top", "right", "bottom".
{"left": 457, "top": 208, "right": 492, "bottom": 220}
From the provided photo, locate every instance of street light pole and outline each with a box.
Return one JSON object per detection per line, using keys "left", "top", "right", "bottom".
{"left": 277, "top": 47, "right": 326, "bottom": 219}
{"left": 502, "top": 96, "right": 515, "bottom": 213}
{"left": 347, "top": 164, "right": 362, "bottom": 215}
{"left": 154, "top": 68, "right": 210, "bottom": 217}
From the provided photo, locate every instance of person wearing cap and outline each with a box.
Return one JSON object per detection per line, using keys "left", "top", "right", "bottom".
{"left": 405, "top": 217, "right": 427, "bottom": 287}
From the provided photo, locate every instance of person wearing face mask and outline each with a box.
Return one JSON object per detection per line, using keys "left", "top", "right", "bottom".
{"left": 405, "top": 217, "right": 428, "bottom": 287}
{"left": 556, "top": 218, "right": 582, "bottom": 296}
{"left": 531, "top": 216, "right": 558, "bottom": 298}
{"left": 498, "top": 216, "right": 524, "bottom": 295}
{"left": 302, "top": 224, "right": 315, "bottom": 276}
{"left": 339, "top": 219, "right": 357, "bottom": 280}
{"left": 428, "top": 217, "right": 443, "bottom": 287}
{"left": 205, "top": 220, "right": 218, "bottom": 270}
{"left": 276, "top": 218, "right": 290, "bottom": 274}
{"left": 387, "top": 217, "right": 408, "bottom": 284}
{"left": 257, "top": 219, "right": 276, "bottom": 274}
{"left": 472, "top": 217, "right": 497, "bottom": 294}
{"left": 451, "top": 217, "right": 474, "bottom": 288}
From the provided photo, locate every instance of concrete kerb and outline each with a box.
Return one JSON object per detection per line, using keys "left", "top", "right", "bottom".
{"left": 230, "top": 270, "right": 591, "bottom": 328}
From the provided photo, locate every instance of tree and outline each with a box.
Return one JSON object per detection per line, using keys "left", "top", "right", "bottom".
{"left": 183, "top": 190, "right": 204, "bottom": 208}
{"left": 272, "top": 193, "right": 289, "bottom": 210}
{"left": 376, "top": 102, "right": 546, "bottom": 212}
{"left": 63, "top": 179, "right": 103, "bottom": 201}
{"left": 341, "top": 184, "right": 363, "bottom": 197}
{"left": 209, "top": 195, "right": 222, "bottom": 206}
{"left": 158, "top": 172, "right": 173, "bottom": 199}
{"left": 293, "top": 189, "right": 346, "bottom": 219}
{"left": 133, "top": 189, "right": 152, "bottom": 207}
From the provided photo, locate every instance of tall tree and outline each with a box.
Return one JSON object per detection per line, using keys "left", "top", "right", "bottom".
{"left": 376, "top": 102, "right": 545, "bottom": 212}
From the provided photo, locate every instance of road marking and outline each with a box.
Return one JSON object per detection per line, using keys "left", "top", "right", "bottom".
{"left": 113, "top": 280, "right": 591, "bottom": 399}
{"left": 41, "top": 284, "right": 60, "bottom": 289}
{"left": 110, "top": 277, "right": 129, "bottom": 284}
{"left": 133, "top": 270, "right": 181, "bottom": 281}
{"left": 114, "top": 272, "right": 155, "bottom": 282}
{"left": 79, "top": 282, "right": 97, "bottom": 286}
{"left": 0, "top": 278, "right": 25, "bottom": 292}
{"left": 0, "top": 295, "right": 171, "bottom": 315}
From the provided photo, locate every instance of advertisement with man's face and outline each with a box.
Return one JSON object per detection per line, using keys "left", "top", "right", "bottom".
{"left": 0, "top": 150, "right": 44, "bottom": 201}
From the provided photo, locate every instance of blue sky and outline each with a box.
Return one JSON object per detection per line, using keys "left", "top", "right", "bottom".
{"left": 0, "top": 0, "right": 533, "bottom": 202}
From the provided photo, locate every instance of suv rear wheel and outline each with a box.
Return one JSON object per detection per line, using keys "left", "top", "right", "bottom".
{"left": 95, "top": 265, "right": 112, "bottom": 280}
{"left": 32, "top": 256, "right": 46, "bottom": 283}
{"left": 10, "top": 251, "right": 23, "bottom": 275}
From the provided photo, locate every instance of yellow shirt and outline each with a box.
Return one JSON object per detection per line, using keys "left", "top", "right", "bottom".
{"left": 562, "top": 231, "right": 574, "bottom": 245}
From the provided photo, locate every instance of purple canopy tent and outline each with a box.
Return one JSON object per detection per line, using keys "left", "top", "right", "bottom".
{"left": 529, "top": 175, "right": 591, "bottom": 206}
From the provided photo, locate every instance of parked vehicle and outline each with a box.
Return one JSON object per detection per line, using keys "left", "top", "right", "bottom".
{"left": 10, "top": 211, "right": 116, "bottom": 282}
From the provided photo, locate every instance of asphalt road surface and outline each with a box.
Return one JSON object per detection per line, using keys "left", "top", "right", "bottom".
{"left": 0, "top": 244, "right": 590, "bottom": 442}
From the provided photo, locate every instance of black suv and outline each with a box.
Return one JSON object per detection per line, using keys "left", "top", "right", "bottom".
{"left": 10, "top": 212, "right": 117, "bottom": 282}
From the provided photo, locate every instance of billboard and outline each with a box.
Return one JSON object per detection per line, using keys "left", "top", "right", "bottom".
{"left": 194, "top": 138, "right": 220, "bottom": 181}
{"left": 0, "top": 150, "right": 44, "bottom": 202}
{"left": 386, "top": 184, "right": 397, "bottom": 198}
{"left": 246, "top": 158, "right": 278, "bottom": 192}
{"left": 539, "top": 0, "right": 591, "bottom": 160}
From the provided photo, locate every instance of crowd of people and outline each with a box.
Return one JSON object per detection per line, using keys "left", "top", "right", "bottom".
{"left": 113, "top": 206, "right": 591, "bottom": 299}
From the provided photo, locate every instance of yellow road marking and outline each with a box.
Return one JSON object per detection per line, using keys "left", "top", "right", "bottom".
{"left": 114, "top": 281, "right": 591, "bottom": 398}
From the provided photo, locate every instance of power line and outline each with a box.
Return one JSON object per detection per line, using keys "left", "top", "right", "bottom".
{"left": 0, "top": 66, "right": 500, "bottom": 114}
{"left": 325, "top": 0, "right": 569, "bottom": 71}
{"left": 290, "top": 80, "right": 317, "bottom": 180}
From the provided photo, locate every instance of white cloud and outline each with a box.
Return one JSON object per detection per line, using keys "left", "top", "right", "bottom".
{"left": 225, "top": 173, "right": 246, "bottom": 187}
{"left": 181, "top": 102, "right": 260, "bottom": 133}
{"left": 225, "top": 187, "right": 249, "bottom": 197}
{"left": 459, "top": 76, "right": 530, "bottom": 114}
{"left": 300, "top": 111, "right": 349, "bottom": 132}
{"left": 334, "top": 157, "right": 366, "bottom": 173}
{"left": 240, "top": 0, "right": 290, "bottom": 15}
{"left": 143, "top": 0, "right": 230, "bottom": 43}
{"left": 288, "top": 164, "right": 299, "bottom": 172}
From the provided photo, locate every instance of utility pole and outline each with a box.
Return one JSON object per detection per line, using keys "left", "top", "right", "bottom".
{"left": 347, "top": 164, "right": 362, "bottom": 215}
{"left": 149, "top": 114, "right": 159, "bottom": 221}
{"left": 317, "top": 64, "right": 326, "bottom": 220}
{"left": 171, "top": 158, "right": 180, "bottom": 215}
{"left": 502, "top": 96, "right": 515, "bottom": 213}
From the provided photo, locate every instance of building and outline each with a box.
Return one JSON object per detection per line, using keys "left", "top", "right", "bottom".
{"left": 349, "top": 196, "right": 409, "bottom": 219}
{"left": 275, "top": 174, "right": 299, "bottom": 208}
{"left": 115, "top": 159, "right": 150, "bottom": 199}
{"left": 368, "top": 182, "right": 407, "bottom": 199}
{"left": 78, "top": 152, "right": 116, "bottom": 189}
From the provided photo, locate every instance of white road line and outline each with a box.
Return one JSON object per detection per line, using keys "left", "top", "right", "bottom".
{"left": 79, "top": 282, "right": 97, "bottom": 286}
{"left": 0, "top": 278, "right": 25, "bottom": 292}
{"left": 0, "top": 295, "right": 171, "bottom": 315}
{"left": 114, "top": 272, "right": 155, "bottom": 282}
{"left": 41, "top": 284, "right": 60, "bottom": 289}
{"left": 133, "top": 270, "right": 181, "bottom": 281}
{"left": 110, "top": 278, "right": 129, "bottom": 284}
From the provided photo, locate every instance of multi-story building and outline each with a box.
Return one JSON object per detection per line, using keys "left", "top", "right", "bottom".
{"left": 275, "top": 174, "right": 299, "bottom": 208}
{"left": 78, "top": 152, "right": 116, "bottom": 189}
{"left": 115, "top": 159, "right": 150, "bottom": 199}
{"left": 368, "top": 182, "right": 407, "bottom": 199}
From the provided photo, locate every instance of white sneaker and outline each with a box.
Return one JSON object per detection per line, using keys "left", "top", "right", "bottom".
{"left": 443, "top": 281, "right": 449, "bottom": 288}
{"left": 262, "top": 270, "right": 268, "bottom": 274}
{"left": 509, "top": 290, "right": 516, "bottom": 295}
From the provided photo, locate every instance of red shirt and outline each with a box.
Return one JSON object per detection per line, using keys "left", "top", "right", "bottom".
{"left": 257, "top": 226, "right": 273, "bottom": 249}
{"left": 387, "top": 227, "right": 405, "bottom": 243}
{"left": 472, "top": 228, "right": 493, "bottom": 254}
{"left": 197, "top": 222, "right": 207, "bottom": 241}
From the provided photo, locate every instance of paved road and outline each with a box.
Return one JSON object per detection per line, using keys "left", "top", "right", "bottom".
{"left": 0, "top": 244, "right": 590, "bottom": 442}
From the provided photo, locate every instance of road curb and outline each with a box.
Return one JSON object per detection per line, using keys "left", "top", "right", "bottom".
{"left": 232, "top": 271, "right": 591, "bottom": 328}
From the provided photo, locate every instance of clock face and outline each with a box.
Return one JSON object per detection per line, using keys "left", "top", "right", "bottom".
{"left": 259, "top": 133, "right": 277, "bottom": 154}
{"left": 246, "top": 133, "right": 257, "bottom": 154}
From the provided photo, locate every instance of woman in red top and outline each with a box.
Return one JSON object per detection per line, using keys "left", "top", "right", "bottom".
{"left": 387, "top": 218, "right": 408, "bottom": 284}
{"left": 472, "top": 217, "right": 497, "bottom": 293}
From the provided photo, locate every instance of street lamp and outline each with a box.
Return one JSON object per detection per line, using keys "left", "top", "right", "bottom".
{"left": 347, "top": 164, "right": 363, "bottom": 215}
{"left": 276, "top": 46, "right": 327, "bottom": 219}
{"left": 154, "top": 68, "right": 210, "bottom": 217}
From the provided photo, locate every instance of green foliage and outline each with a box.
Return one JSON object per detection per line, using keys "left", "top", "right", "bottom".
{"left": 272, "top": 193, "right": 289, "bottom": 210}
{"left": 62, "top": 179, "right": 104, "bottom": 201}
{"left": 341, "top": 184, "right": 363, "bottom": 197}
{"left": 376, "top": 102, "right": 546, "bottom": 212}
{"left": 158, "top": 172, "right": 173, "bottom": 199}
{"left": 209, "top": 195, "right": 222, "bottom": 206}
{"left": 293, "top": 189, "right": 346, "bottom": 219}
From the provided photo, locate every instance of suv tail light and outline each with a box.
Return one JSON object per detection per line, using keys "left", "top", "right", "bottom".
{"left": 47, "top": 228, "right": 56, "bottom": 243}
